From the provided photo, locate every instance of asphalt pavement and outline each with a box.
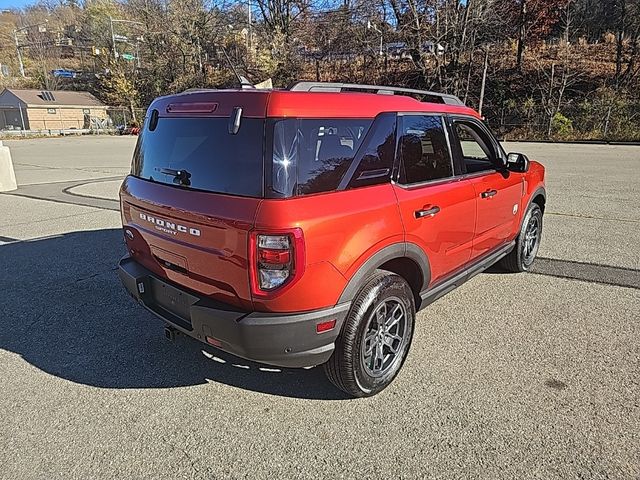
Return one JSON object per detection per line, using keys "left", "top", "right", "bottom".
{"left": 0, "top": 137, "right": 638, "bottom": 479}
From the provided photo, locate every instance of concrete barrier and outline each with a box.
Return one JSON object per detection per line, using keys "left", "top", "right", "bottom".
{"left": 0, "top": 140, "right": 18, "bottom": 192}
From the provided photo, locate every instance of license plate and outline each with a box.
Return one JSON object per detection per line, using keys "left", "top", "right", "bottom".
{"left": 151, "top": 280, "right": 193, "bottom": 322}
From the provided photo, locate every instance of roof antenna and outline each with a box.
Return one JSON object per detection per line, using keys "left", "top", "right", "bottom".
{"left": 222, "top": 48, "right": 254, "bottom": 89}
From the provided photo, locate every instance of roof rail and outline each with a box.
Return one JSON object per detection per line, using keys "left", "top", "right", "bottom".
{"left": 288, "top": 81, "right": 464, "bottom": 106}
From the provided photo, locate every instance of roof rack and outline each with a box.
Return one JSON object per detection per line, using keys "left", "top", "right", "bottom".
{"left": 288, "top": 81, "right": 464, "bottom": 106}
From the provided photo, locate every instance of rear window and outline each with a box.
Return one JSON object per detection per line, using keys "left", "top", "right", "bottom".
{"left": 132, "top": 117, "right": 264, "bottom": 197}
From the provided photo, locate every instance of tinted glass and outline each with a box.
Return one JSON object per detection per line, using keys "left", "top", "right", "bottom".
{"left": 346, "top": 113, "right": 396, "bottom": 189}
{"left": 132, "top": 117, "right": 264, "bottom": 197}
{"left": 454, "top": 121, "right": 496, "bottom": 173}
{"left": 398, "top": 115, "right": 453, "bottom": 184}
{"left": 270, "top": 118, "right": 372, "bottom": 196}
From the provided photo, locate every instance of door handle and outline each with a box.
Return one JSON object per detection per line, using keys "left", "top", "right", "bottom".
{"left": 415, "top": 206, "right": 440, "bottom": 218}
{"left": 481, "top": 189, "right": 498, "bottom": 198}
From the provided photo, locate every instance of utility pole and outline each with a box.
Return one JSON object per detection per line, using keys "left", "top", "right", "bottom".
{"left": 109, "top": 16, "right": 117, "bottom": 60}
{"left": 13, "top": 20, "right": 49, "bottom": 78}
{"left": 14, "top": 29, "right": 25, "bottom": 77}
{"left": 197, "top": 37, "right": 203, "bottom": 72}
{"left": 367, "top": 21, "right": 383, "bottom": 56}
{"left": 247, "top": 0, "right": 252, "bottom": 51}
{"left": 478, "top": 47, "right": 489, "bottom": 117}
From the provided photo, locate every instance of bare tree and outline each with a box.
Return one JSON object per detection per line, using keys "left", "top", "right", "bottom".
{"left": 534, "top": 59, "right": 581, "bottom": 137}
{"left": 255, "top": 0, "right": 309, "bottom": 38}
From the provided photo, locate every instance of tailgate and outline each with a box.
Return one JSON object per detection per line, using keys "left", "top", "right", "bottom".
{"left": 120, "top": 176, "right": 259, "bottom": 310}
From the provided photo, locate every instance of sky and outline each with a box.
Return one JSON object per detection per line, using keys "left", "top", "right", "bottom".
{"left": 1, "top": 0, "right": 34, "bottom": 10}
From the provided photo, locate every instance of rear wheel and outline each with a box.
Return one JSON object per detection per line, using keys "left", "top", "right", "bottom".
{"left": 324, "top": 270, "right": 415, "bottom": 397}
{"left": 500, "top": 203, "right": 543, "bottom": 273}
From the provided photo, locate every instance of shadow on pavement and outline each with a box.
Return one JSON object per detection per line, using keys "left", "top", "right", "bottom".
{"left": 0, "top": 229, "right": 348, "bottom": 400}
{"left": 485, "top": 255, "right": 640, "bottom": 289}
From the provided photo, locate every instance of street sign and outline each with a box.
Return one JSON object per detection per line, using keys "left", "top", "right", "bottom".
{"left": 121, "top": 53, "right": 135, "bottom": 61}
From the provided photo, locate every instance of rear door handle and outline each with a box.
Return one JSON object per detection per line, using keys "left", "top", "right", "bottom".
{"left": 415, "top": 206, "right": 440, "bottom": 218}
{"left": 481, "top": 189, "right": 498, "bottom": 198}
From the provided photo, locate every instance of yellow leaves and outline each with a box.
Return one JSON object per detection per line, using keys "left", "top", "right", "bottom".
{"left": 100, "top": 70, "right": 137, "bottom": 107}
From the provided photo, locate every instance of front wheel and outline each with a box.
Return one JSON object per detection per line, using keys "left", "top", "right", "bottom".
{"left": 500, "top": 202, "right": 543, "bottom": 273}
{"left": 324, "top": 270, "right": 415, "bottom": 397}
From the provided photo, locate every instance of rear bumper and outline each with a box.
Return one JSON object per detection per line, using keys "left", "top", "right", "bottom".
{"left": 118, "top": 256, "right": 350, "bottom": 368}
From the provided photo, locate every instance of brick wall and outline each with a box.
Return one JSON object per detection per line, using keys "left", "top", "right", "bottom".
{"left": 26, "top": 107, "right": 108, "bottom": 130}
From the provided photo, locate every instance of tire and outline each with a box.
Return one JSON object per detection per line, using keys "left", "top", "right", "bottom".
{"left": 324, "top": 270, "right": 415, "bottom": 397}
{"left": 500, "top": 202, "right": 543, "bottom": 273}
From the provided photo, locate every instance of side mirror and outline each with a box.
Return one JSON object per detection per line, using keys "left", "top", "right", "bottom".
{"left": 507, "top": 152, "right": 530, "bottom": 173}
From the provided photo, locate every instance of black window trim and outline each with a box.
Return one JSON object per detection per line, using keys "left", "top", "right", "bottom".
{"left": 448, "top": 114, "right": 507, "bottom": 179}
{"left": 392, "top": 112, "right": 457, "bottom": 189}
{"left": 392, "top": 174, "right": 462, "bottom": 191}
{"left": 338, "top": 112, "right": 397, "bottom": 191}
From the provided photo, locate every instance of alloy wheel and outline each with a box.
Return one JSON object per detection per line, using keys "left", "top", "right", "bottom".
{"left": 522, "top": 214, "right": 540, "bottom": 266}
{"left": 360, "top": 297, "right": 409, "bottom": 378}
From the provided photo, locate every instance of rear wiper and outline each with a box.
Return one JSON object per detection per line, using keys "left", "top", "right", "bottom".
{"left": 155, "top": 167, "right": 192, "bottom": 186}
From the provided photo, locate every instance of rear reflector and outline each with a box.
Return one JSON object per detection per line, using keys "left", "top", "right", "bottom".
{"left": 316, "top": 319, "right": 336, "bottom": 333}
{"left": 258, "top": 248, "right": 291, "bottom": 265}
{"left": 205, "top": 336, "right": 222, "bottom": 347}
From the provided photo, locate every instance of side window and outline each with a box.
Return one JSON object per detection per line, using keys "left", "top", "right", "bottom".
{"left": 453, "top": 121, "right": 498, "bottom": 174}
{"left": 398, "top": 115, "right": 453, "bottom": 185}
{"left": 271, "top": 119, "right": 299, "bottom": 196}
{"left": 346, "top": 113, "right": 396, "bottom": 189}
{"left": 270, "top": 118, "right": 372, "bottom": 196}
{"left": 296, "top": 119, "right": 370, "bottom": 195}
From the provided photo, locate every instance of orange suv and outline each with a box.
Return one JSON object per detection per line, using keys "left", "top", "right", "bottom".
{"left": 118, "top": 82, "right": 546, "bottom": 397}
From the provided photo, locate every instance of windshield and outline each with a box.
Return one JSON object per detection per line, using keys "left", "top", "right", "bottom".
{"left": 132, "top": 117, "right": 265, "bottom": 197}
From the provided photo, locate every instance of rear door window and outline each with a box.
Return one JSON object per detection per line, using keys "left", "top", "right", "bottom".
{"left": 133, "top": 117, "right": 265, "bottom": 197}
{"left": 397, "top": 115, "right": 453, "bottom": 185}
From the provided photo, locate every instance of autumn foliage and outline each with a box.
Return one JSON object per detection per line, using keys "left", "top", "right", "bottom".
{"left": 0, "top": 0, "right": 638, "bottom": 140}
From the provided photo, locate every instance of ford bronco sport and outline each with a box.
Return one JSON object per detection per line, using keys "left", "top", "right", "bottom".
{"left": 118, "top": 81, "right": 546, "bottom": 397}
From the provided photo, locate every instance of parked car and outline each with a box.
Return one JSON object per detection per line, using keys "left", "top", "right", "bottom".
{"left": 51, "top": 68, "right": 78, "bottom": 78}
{"left": 116, "top": 124, "right": 141, "bottom": 135}
{"left": 118, "top": 82, "right": 546, "bottom": 397}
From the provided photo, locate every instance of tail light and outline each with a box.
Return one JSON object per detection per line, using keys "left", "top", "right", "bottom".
{"left": 249, "top": 228, "right": 305, "bottom": 297}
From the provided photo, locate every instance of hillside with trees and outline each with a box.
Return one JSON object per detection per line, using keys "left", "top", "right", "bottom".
{"left": 1, "top": 0, "right": 639, "bottom": 140}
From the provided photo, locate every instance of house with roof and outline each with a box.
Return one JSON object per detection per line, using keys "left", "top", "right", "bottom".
{"left": 0, "top": 88, "right": 109, "bottom": 131}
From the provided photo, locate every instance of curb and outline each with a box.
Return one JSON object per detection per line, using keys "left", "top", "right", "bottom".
{"left": 501, "top": 139, "right": 640, "bottom": 146}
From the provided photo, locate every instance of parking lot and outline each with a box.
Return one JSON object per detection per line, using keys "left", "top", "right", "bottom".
{"left": 0, "top": 136, "right": 638, "bottom": 479}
